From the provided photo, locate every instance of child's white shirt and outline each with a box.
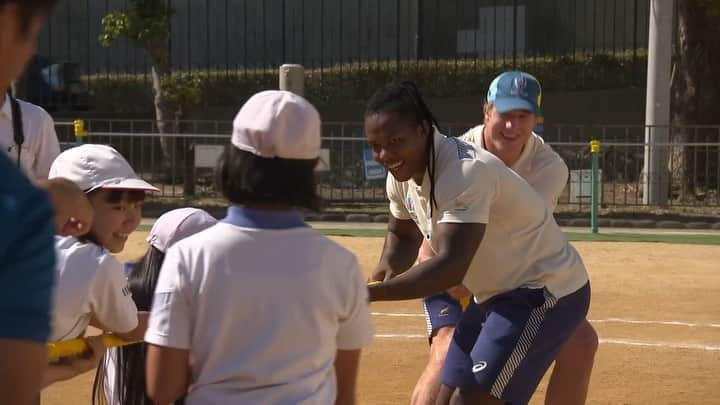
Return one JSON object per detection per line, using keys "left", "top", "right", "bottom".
{"left": 145, "top": 221, "right": 374, "bottom": 405}
{"left": 50, "top": 236, "right": 138, "bottom": 342}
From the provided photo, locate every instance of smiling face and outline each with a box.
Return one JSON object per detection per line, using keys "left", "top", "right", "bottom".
{"left": 86, "top": 189, "right": 144, "bottom": 253}
{"left": 364, "top": 111, "right": 429, "bottom": 183}
{"left": 482, "top": 103, "right": 536, "bottom": 166}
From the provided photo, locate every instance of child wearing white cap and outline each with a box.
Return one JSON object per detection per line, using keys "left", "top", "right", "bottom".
{"left": 145, "top": 90, "right": 374, "bottom": 405}
{"left": 46, "top": 144, "right": 158, "bottom": 382}
{"left": 95, "top": 208, "right": 216, "bottom": 405}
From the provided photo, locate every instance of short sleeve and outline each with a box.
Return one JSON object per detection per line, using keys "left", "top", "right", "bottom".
{"left": 386, "top": 175, "right": 411, "bottom": 220}
{"left": 33, "top": 109, "right": 60, "bottom": 180}
{"left": 336, "top": 256, "right": 374, "bottom": 350}
{"left": 88, "top": 255, "right": 138, "bottom": 334}
{"left": 528, "top": 152, "right": 568, "bottom": 211}
{"left": 435, "top": 160, "right": 497, "bottom": 225}
{"left": 0, "top": 168, "right": 55, "bottom": 342}
{"left": 145, "top": 246, "right": 192, "bottom": 349}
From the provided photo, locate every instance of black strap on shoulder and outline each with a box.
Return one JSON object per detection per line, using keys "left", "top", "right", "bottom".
{"left": 6, "top": 90, "right": 24, "bottom": 167}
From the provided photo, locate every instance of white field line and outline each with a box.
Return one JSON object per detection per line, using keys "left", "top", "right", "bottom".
{"left": 373, "top": 334, "right": 720, "bottom": 351}
{"left": 590, "top": 318, "right": 720, "bottom": 328}
{"left": 599, "top": 338, "right": 720, "bottom": 351}
{"left": 371, "top": 312, "right": 720, "bottom": 328}
{"left": 375, "top": 334, "right": 427, "bottom": 339}
{"left": 371, "top": 312, "right": 425, "bottom": 317}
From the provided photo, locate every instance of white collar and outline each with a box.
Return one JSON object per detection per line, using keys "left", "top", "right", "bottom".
{"left": 0, "top": 94, "right": 11, "bottom": 120}
{"left": 479, "top": 125, "right": 487, "bottom": 149}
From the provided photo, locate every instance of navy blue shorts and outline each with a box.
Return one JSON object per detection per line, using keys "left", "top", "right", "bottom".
{"left": 441, "top": 283, "right": 591, "bottom": 405}
{"left": 422, "top": 293, "right": 469, "bottom": 340}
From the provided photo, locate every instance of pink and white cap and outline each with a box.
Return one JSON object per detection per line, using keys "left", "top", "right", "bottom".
{"left": 231, "top": 90, "right": 321, "bottom": 160}
{"left": 146, "top": 208, "right": 217, "bottom": 253}
{"left": 49, "top": 144, "right": 159, "bottom": 193}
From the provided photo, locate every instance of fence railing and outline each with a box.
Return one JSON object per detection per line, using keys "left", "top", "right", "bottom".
{"left": 55, "top": 120, "right": 720, "bottom": 211}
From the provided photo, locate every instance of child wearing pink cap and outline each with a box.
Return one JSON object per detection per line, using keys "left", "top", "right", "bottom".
{"left": 145, "top": 91, "right": 374, "bottom": 405}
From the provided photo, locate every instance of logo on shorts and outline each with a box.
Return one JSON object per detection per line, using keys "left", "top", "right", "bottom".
{"left": 472, "top": 361, "right": 488, "bottom": 373}
{"left": 438, "top": 305, "right": 450, "bottom": 317}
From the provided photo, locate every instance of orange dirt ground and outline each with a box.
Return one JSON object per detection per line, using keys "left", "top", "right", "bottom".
{"left": 42, "top": 233, "right": 720, "bottom": 404}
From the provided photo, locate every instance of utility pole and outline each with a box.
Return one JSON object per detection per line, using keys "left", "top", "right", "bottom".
{"left": 643, "top": 0, "right": 673, "bottom": 205}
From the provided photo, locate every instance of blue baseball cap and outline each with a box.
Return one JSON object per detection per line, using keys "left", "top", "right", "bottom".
{"left": 487, "top": 71, "right": 542, "bottom": 115}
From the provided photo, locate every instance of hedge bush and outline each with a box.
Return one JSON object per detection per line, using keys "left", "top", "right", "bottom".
{"left": 84, "top": 52, "right": 647, "bottom": 115}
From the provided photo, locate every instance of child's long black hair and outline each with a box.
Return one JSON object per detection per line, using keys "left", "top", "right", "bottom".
{"left": 91, "top": 246, "right": 185, "bottom": 405}
{"left": 365, "top": 81, "right": 441, "bottom": 217}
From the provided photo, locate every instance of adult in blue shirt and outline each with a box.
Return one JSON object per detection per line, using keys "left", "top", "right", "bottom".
{"left": 0, "top": 151, "right": 56, "bottom": 402}
{"left": 0, "top": 1, "right": 93, "bottom": 403}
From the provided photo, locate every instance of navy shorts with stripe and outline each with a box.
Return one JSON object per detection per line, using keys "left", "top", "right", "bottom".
{"left": 423, "top": 293, "right": 464, "bottom": 339}
{"left": 441, "top": 282, "right": 591, "bottom": 405}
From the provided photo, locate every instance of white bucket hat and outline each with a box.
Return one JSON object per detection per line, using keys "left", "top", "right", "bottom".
{"left": 231, "top": 90, "right": 321, "bottom": 160}
{"left": 146, "top": 208, "right": 217, "bottom": 253}
{"left": 49, "top": 144, "right": 159, "bottom": 193}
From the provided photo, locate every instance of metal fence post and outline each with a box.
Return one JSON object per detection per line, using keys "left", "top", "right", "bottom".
{"left": 279, "top": 64, "right": 305, "bottom": 96}
{"left": 590, "top": 139, "right": 601, "bottom": 233}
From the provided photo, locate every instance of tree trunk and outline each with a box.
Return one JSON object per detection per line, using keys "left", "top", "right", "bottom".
{"left": 671, "top": 1, "right": 720, "bottom": 202}
{"left": 150, "top": 48, "right": 196, "bottom": 197}
{"left": 151, "top": 64, "right": 178, "bottom": 184}
{"left": 174, "top": 106, "right": 196, "bottom": 197}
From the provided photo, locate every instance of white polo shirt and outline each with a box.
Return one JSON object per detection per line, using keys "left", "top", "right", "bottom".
{"left": 460, "top": 125, "right": 568, "bottom": 209}
{"left": 0, "top": 95, "right": 60, "bottom": 180}
{"left": 145, "top": 208, "right": 374, "bottom": 405}
{"left": 50, "top": 236, "right": 138, "bottom": 342}
{"left": 387, "top": 130, "right": 588, "bottom": 304}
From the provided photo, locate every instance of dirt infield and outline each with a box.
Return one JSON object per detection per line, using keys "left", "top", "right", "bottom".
{"left": 42, "top": 233, "right": 720, "bottom": 404}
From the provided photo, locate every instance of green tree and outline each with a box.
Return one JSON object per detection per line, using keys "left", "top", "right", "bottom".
{"left": 100, "top": 0, "right": 202, "bottom": 195}
{"left": 670, "top": 0, "right": 720, "bottom": 201}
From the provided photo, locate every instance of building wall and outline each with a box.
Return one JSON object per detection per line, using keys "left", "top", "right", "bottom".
{"left": 38, "top": 0, "right": 648, "bottom": 74}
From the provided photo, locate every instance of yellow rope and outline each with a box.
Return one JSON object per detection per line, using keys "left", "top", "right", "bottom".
{"left": 48, "top": 334, "right": 140, "bottom": 359}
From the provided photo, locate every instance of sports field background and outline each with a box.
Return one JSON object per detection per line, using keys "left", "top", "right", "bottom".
{"left": 42, "top": 225, "right": 720, "bottom": 404}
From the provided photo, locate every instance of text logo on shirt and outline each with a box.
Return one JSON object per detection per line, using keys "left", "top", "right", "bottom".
{"left": 450, "top": 138, "right": 475, "bottom": 160}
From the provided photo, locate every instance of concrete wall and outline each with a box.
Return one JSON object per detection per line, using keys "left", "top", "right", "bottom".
{"left": 39, "top": 0, "right": 418, "bottom": 72}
